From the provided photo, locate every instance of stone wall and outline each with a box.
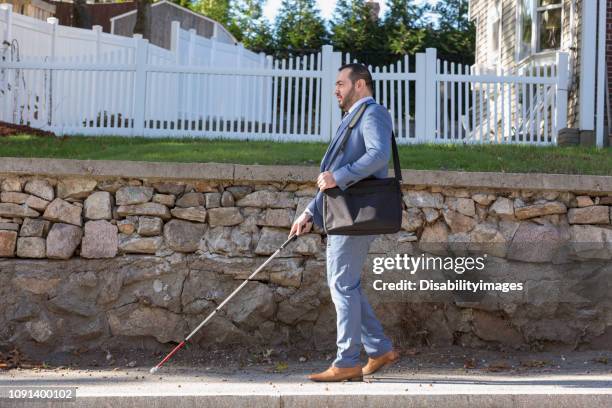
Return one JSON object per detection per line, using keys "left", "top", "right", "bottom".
{"left": 1, "top": 159, "right": 611, "bottom": 358}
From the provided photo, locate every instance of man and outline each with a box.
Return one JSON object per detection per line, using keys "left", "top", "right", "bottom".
{"left": 289, "top": 63, "right": 399, "bottom": 382}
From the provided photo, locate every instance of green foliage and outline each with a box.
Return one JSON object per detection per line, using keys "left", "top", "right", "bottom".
{"left": 228, "top": 0, "right": 273, "bottom": 52}
{"left": 169, "top": 0, "right": 194, "bottom": 11}
{"left": 274, "top": 0, "right": 328, "bottom": 55}
{"left": 192, "top": 0, "right": 231, "bottom": 26}
{"left": 428, "top": 0, "right": 476, "bottom": 63}
{"left": 168, "top": 0, "right": 476, "bottom": 67}
{"left": 435, "top": 0, "right": 472, "bottom": 31}
{"left": 383, "top": 0, "right": 429, "bottom": 56}
{"left": 194, "top": 0, "right": 274, "bottom": 52}
{"left": 329, "top": 0, "right": 387, "bottom": 63}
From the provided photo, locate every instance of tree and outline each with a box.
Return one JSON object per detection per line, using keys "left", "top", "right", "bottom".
{"left": 430, "top": 0, "right": 475, "bottom": 64}
{"left": 435, "top": 0, "right": 472, "bottom": 31}
{"left": 193, "top": 0, "right": 231, "bottom": 27}
{"left": 170, "top": 0, "right": 194, "bottom": 10}
{"left": 133, "top": 0, "right": 153, "bottom": 40}
{"left": 274, "top": 0, "right": 328, "bottom": 54}
{"left": 228, "top": 0, "right": 274, "bottom": 52}
{"left": 383, "top": 0, "right": 429, "bottom": 55}
{"left": 72, "top": 0, "right": 92, "bottom": 29}
{"left": 329, "top": 0, "right": 386, "bottom": 65}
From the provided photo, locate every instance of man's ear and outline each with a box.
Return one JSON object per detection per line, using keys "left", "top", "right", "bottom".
{"left": 355, "top": 78, "right": 365, "bottom": 91}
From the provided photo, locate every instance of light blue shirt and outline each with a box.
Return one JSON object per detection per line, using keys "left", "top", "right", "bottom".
{"left": 347, "top": 96, "right": 375, "bottom": 115}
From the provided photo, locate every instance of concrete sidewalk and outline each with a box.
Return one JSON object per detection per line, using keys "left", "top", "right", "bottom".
{"left": 2, "top": 359, "right": 612, "bottom": 408}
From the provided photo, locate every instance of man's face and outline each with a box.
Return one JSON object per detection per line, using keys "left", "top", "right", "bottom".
{"left": 335, "top": 68, "right": 358, "bottom": 112}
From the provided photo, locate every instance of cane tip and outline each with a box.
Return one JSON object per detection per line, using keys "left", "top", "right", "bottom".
{"left": 149, "top": 366, "right": 159, "bottom": 374}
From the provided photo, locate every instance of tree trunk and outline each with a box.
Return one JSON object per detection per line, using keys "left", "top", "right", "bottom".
{"left": 133, "top": 0, "right": 153, "bottom": 40}
{"left": 72, "top": 0, "right": 92, "bottom": 29}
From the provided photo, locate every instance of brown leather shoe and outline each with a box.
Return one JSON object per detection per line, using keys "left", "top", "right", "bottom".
{"left": 308, "top": 365, "right": 363, "bottom": 382}
{"left": 362, "top": 350, "right": 399, "bottom": 376}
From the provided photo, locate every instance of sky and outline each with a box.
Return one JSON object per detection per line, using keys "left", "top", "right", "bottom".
{"left": 263, "top": 0, "right": 438, "bottom": 23}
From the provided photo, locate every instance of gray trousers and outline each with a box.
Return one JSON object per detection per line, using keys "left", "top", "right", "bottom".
{"left": 326, "top": 234, "right": 393, "bottom": 367}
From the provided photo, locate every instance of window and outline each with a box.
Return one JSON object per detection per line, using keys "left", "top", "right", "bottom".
{"left": 518, "top": 0, "right": 533, "bottom": 61}
{"left": 517, "top": 0, "right": 562, "bottom": 61}
{"left": 537, "top": 0, "right": 562, "bottom": 51}
{"left": 487, "top": 0, "right": 502, "bottom": 66}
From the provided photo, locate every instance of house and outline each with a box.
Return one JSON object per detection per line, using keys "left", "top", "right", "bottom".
{"left": 50, "top": 0, "right": 235, "bottom": 50}
{"left": 110, "top": 0, "right": 236, "bottom": 50}
{"left": 51, "top": 1, "right": 137, "bottom": 34}
{"left": 6, "top": 0, "right": 54, "bottom": 20}
{"left": 468, "top": 0, "right": 610, "bottom": 147}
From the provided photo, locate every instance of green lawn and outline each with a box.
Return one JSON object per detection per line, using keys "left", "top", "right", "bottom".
{"left": 1, "top": 134, "right": 611, "bottom": 175}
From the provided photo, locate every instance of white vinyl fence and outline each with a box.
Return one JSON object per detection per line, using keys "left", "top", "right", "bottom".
{"left": 171, "top": 25, "right": 273, "bottom": 131}
{"left": 0, "top": 5, "right": 273, "bottom": 137}
{"left": 0, "top": 4, "right": 569, "bottom": 144}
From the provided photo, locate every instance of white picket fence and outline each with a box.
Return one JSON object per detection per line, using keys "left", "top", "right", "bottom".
{"left": 343, "top": 50, "right": 568, "bottom": 145}
{"left": 0, "top": 4, "right": 569, "bottom": 144}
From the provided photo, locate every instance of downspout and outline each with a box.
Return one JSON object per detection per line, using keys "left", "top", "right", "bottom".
{"left": 567, "top": 0, "right": 577, "bottom": 91}
{"left": 579, "top": 0, "right": 597, "bottom": 132}
{"left": 595, "top": 0, "right": 607, "bottom": 147}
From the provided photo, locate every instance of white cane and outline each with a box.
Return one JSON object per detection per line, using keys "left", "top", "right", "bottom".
{"left": 149, "top": 233, "right": 298, "bottom": 374}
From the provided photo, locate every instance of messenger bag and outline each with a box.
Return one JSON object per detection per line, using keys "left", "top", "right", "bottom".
{"left": 322, "top": 102, "right": 404, "bottom": 235}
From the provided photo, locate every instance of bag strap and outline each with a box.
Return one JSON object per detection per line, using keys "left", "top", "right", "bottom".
{"left": 325, "top": 102, "right": 403, "bottom": 185}
{"left": 324, "top": 101, "right": 370, "bottom": 172}
{"left": 390, "top": 130, "right": 402, "bottom": 184}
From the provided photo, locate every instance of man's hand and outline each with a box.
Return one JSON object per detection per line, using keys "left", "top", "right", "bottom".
{"left": 317, "top": 171, "right": 337, "bottom": 192}
{"left": 290, "top": 212, "right": 313, "bottom": 237}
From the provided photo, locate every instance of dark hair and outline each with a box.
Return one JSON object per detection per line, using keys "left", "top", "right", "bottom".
{"left": 338, "top": 63, "right": 374, "bottom": 94}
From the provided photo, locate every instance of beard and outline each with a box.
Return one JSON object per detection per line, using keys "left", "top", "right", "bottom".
{"left": 337, "top": 87, "right": 357, "bottom": 111}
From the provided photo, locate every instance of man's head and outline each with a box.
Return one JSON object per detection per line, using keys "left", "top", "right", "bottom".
{"left": 335, "top": 63, "right": 374, "bottom": 112}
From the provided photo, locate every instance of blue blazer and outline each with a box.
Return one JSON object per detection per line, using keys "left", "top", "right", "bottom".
{"left": 306, "top": 100, "right": 393, "bottom": 228}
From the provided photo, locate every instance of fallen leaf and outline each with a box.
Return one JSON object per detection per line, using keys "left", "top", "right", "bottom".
{"left": 275, "top": 362, "right": 288, "bottom": 372}
{"left": 487, "top": 360, "right": 511, "bottom": 372}
{"left": 520, "top": 360, "right": 549, "bottom": 368}
{"left": 463, "top": 358, "right": 476, "bottom": 369}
